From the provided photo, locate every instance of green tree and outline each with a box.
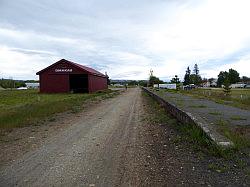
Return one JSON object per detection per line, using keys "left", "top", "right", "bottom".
{"left": 190, "top": 64, "right": 202, "bottom": 85}
{"left": 193, "top": 63, "right": 199, "bottom": 75}
{"left": 217, "top": 69, "right": 240, "bottom": 87}
{"left": 183, "top": 66, "right": 191, "bottom": 85}
{"left": 148, "top": 69, "right": 163, "bottom": 87}
{"left": 171, "top": 75, "right": 180, "bottom": 84}
{"left": 15, "top": 81, "right": 26, "bottom": 88}
{"left": 128, "top": 80, "right": 138, "bottom": 86}
{"left": 138, "top": 80, "right": 147, "bottom": 87}
{"left": 149, "top": 76, "right": 163, "bottom": 87}
{"left": 223, "top": 77, "right": 231, "bottom": 95}
{"left": 189, "top": 74, "right": 202, "bottom": 85}
{"left": 0, "top": 78, "right": 15, "bottom": 89}
{"left": 217, "top": 71, "right": 227, "bottom": 87}
{"left": 208, "top": 78, "right": 215, "bottom": 84}
{"left": 228, "top": 68, "right": 240, "bottom": 84}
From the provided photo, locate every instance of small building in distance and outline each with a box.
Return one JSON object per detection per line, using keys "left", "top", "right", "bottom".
{"left": 36, "top": 59, "right": 108, "bottom": 93}
{"left": 25, "top": 83, "right": 40, "bottom": 89}
{"left": 202, "top": 79, "right": 217, "bottom": 87}
{"left": 230, "top": 83, "right": 247, "bottom": 88}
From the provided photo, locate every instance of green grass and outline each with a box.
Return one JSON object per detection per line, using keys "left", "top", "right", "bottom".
{"left": 208, "top": 163, "right": 230, "bottom": 173}
{"left": 246, "top": 168, "right": 250, "bottom": 177}
{"left": 179, "top": 88, "right": 250, "bottom": 110}
{"left": 188, "top": 105, "right": 207, "bottom": 108}
{"left": 230, "top": 115, "right": 247, "bottom": 120}
{"left": 209, "top": 111, "right": 222, "bottom": 115}
{"left": 0, "top": 89, "right": 117, "bottom": 129}
{"left": 216, "top": 119, "right": 250, "bottom": 150}
{"left": 223, "top": 128, "right": 250, "bottom": 150}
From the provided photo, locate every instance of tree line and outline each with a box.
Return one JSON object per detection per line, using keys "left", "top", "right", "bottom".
{"left": 148, "top": 63, "right": 248, "bottom": 88}
{"left": 182, "top": 64, "right": 202, "bottom": 85}
{"left": 0, "top": 79, "right": 38, "bottom": 89}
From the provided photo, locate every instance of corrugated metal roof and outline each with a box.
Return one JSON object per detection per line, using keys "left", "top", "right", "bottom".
{"left": 71, "top": 62, "right": 105, "bottom": 77}
{"left": 36, "top": 59, "right": 106, "bottom": 77}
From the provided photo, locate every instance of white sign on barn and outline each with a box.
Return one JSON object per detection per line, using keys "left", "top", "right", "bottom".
{"left": 154, "top": 84, "right": 177, "bottom": 89}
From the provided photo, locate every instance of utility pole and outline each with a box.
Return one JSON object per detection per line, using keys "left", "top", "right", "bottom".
{"left": 150, "top": 69, "right": 153, "bottom": 77}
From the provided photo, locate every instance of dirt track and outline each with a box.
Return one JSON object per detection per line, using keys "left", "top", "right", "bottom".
{"left": 0, "top": 88, "right": 145, "bottom": 186}
{"left": 0, "top": 88, "right": 249, "bottom": 186}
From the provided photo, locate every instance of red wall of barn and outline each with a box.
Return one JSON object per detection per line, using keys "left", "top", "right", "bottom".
{"left": 88, "top": 74, "right": 108, "bottom": 93}
{"left": 39, "top": 74, "right": 69, "bottom": 93}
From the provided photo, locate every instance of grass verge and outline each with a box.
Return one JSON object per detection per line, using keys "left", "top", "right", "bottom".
{"left": 189, "top": 105, "right": 207, "bottom": 108}
{"left": 0, "top": 89, "right": 119, "bottom": 129}
{"left": 216, "top": 119, "right": 250, "bottom": 150}
{"left": 230, "top": 116, "right": 247, "bottom": 121}
{"left": 209, "top": 111, "right": 222, "bottom": 115}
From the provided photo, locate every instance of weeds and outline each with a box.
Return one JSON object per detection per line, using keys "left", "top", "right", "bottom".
{"left": 230, "top": 116, "right": 247, "bottom": 121}
{"left": 216, "top": 119, "right": 250, "bottom": 150}
{"left": 236, "top": 159, "right": 247, "bottom": 169}
{"left": 208, "top": 163, "right": 230, "bottom": 173}
{"left": 179, "top": 88, "right": 250, "bottom": 110}
{"left": 222, "top": 128, "right": 250, "bottom": 150}
{"left": 0, "top": 89, "right": 118, "bottom": 129}
{"left": 246, "top": 168, "right": 250, "bottom": 177}
{"left": 209, "top": 111, "right": 222, "bottom": 115}
{"left": 216, "top": 119, "right": 228, "bottom": 126}
{"left": 189, "top": 105, "right": 207, "bottom": 108}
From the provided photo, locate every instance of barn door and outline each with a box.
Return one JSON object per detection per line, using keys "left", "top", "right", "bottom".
{"left": 69, "top": 74, "right": 88, "bottom": 93}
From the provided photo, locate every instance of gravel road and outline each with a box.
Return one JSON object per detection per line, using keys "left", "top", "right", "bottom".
{"left": 0, "top": 88, "right": 249, "bottom": 186}
{"left": 0, "top": 88, "right": 144, "bottom": 186}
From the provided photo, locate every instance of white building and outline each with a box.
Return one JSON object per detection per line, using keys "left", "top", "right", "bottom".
{"left": 202, "top": 79, "right": 217, "bottom": 87}
{"left": 154, "top": 84, "right": 177, "bottom": 89}
{"left": 230, "top": 83, "right": 246, "bottom": 88}
{"left": 25, "top": 83, "right": 39, "bottom": 89}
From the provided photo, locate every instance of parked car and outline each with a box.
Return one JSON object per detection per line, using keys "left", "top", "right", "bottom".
{"left": 183, "top": 84, "right": 196, "bottom": 90}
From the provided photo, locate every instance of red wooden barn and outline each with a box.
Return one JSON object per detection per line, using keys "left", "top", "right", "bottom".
{"left": 36, "top": 59, "right": 108, "bottom": 93}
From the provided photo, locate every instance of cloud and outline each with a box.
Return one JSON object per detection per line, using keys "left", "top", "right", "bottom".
{"left": 0, "top": 0, "right": 250, "bottom": 80}
{"left": 10, "top": 48, "right": 56, "bottom": 56}
{"left": 0, "top": 46, "right": 60, "bottom": 79}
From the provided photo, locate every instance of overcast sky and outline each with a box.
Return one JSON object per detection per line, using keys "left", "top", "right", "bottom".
{"left": 0, "top": 0, "right": 250, "bottom": 80}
